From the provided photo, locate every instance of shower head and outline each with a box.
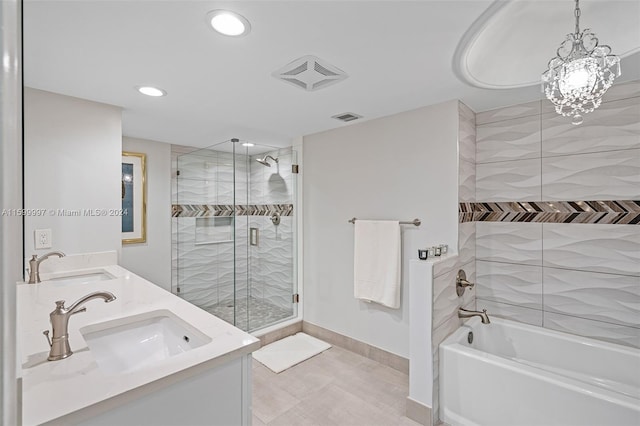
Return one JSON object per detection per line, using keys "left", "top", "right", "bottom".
{"left": 256, "top": 155, "right": 279, "bottom": 167}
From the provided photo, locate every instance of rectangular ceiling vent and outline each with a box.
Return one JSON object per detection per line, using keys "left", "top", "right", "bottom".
{"left": 332, "top": 112, "right": 362, "bottom": 123}
{"left": 273, "top": 55, "right": 348, "bottom": 92}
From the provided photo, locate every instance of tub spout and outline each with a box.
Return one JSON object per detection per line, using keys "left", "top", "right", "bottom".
{"left": 458, "top": 308, "right": 490, "bottom": 324}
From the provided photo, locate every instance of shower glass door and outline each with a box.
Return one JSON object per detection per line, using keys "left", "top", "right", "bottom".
{"left": 173, "top": 139, "right": 297, "bottom": 332}
{"left": 245, "top": 144, "right": 297, "bottom": 331}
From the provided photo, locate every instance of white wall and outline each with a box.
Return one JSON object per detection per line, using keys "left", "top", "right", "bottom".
{"left": 303, "top": 100, "right": 459, "bottom": 357}
{"left": 121, "top": 137, "right": 171, "bottom": 291}
{"left": 24, "top": 88, "right": 122, "bottom": 258}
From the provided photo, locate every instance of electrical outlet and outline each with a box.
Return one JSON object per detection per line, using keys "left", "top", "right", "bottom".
{"left": 35, "top": 229, "right": 52, "bottom": 249}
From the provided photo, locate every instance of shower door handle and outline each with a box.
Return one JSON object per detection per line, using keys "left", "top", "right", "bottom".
{"left": 250, "top": 228, "right": 259, "bottom": 246}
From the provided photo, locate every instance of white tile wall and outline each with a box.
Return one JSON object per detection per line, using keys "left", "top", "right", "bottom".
{"left": 473, "top": 84, "right": 640, "bottom": 348}
{"left": 541, "top": 148, "right": 640, "bottom": 201}
{"left": 457, "top": 222, "right": 475, "bottom": 266}
{"left": 543, "top": 267, "right": 640, "bottom": 328}
{"left": 432, "top": 254, "right": 459, "bottom": 278}
{"left": 176, "top": 179, "right": 217, "bottom": 204}
{"left": 544, "top": 312, "right": 640, "bottom": 348}
{"left": 476, "top": 158, "right": 541, "bottom": 201}
{"left": 476, "top": 300, "right": 543, "bottom": 326}
{"left": 604, "top": 79, "right": 640, "bottom": 101}
{"left": 542, "top": 224, "right": 640, "bottom": 276}
{"left": 459, "top": 101, "right": 476, "bottom": 164}
{"left": 458, "top": 159, "right": 476, "bottom": 203}
{"left": 476, "top": 261, "right": 542, "bottom": 310}
{"left": 541, "top": 97, "right": 640, "bottom": 157}
{"left": 433, "top": 265, "right": 462, "bottom": 330}
{"left": 477, "top": 114, "right": 541, "bottom": 163}
{"left": 476, "top": 222, "right": 543, "bottom": 265}
{"left": 476, "top": 100, "right": 540, "bottom": 125}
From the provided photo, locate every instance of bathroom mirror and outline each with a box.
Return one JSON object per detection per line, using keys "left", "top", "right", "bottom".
{"left": 22, "top": 1, "right": 300, "bottom": 334}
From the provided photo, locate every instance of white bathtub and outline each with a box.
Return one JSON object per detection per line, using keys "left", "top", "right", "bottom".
{"left": 439, "top": 317, "right": 640, "bottom": 426}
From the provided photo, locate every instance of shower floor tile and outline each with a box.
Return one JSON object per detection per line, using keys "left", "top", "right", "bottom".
{"left": 208, "top": 296, "right": 294, "bottom": 332}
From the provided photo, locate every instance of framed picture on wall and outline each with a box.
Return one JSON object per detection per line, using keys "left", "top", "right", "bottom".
{"left": 122, "top": 151, "right": 147, "bottom": 244}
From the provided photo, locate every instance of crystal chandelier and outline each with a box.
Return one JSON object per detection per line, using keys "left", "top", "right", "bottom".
{"left": 541, "top": 0, "right": 620, "bottom": 125}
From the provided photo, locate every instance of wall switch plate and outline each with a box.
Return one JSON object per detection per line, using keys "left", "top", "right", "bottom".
{"left": 35, "top": 229, "right": 52, "bottom": 249}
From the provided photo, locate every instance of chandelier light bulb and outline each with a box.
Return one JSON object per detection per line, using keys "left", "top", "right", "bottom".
{"left": 558, "top": 57, "right": 598, "bottom": 97}
{"left": 541, "top": 0, "right": 620, "bottom": 125}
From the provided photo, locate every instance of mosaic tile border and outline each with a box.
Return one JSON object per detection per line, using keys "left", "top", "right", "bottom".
{"left": 172, "top": 204, "right": 294, "bottom": 218}
{"left": 459, "top": 200, "right": 640, "bottom": 224}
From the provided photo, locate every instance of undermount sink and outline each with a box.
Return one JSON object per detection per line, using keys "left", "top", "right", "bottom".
{"left": 80, "top": 310, "right": 211, "bottom": 374}
{"left": 45, "top": 270, "right": 116, "bottom": 284}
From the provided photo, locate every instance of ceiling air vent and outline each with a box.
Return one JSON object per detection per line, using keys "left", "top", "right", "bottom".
{"left": 332, "top": 112, "right": 362, "bottom": 123}
{"left": 273, "top": 55, "right": 348, "bottom": 92}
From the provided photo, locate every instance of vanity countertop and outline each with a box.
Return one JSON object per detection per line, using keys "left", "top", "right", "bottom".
{"left": 18, "top": 264, "right": 261, "bottom": 426}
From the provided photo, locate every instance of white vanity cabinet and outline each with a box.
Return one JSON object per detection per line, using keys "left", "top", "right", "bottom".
{"left": 72, "top": 356, "right": 252, "bottom": 426}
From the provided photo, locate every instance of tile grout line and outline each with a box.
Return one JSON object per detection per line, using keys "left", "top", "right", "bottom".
{"left": 475, "top": 146, "right": 640, "bottom": 165}
{"left": 475, "top": 258, "right": 640, "bottom": 278}
{"left": 476, "top": 297, "right": 640, "bottom": 331}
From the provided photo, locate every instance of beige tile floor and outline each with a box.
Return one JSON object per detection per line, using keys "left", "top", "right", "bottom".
{"left": 252, "top": 345, "right": 422, "bottom": 426}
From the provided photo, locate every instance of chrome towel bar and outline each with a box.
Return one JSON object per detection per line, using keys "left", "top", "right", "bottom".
{"left": 348, "top": 217, "right": 421, "bottom": 226}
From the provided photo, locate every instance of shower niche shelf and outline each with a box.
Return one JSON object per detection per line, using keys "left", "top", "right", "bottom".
{"left": 194, "top": 217, "right": 233, "bottom": 245}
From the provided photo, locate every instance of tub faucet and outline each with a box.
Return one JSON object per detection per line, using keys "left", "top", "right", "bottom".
{"left": 42, "top": 291, "right": 117, "bottom": 361}
{"left": 28, "top": 251, "right": 66, "bottom": 284}
{"left": 458, "top": 307, "right": 490, "bottom": 324}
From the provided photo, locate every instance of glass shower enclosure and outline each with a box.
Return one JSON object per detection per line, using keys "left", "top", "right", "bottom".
{"left": 172, "top": 139, "right": 297, "bottom": 332}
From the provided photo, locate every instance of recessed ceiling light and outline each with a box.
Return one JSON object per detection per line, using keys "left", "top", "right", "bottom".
{"left": 242, "top": 143, "right": 255, "bottom": 147}
{"left": 207, "top": 10, "right": 251, "bottom": 37}
{"left": 136, "top": 86, "right": 166, "bottom": 97}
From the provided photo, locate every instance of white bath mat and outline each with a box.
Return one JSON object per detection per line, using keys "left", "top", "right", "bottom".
{"left": 252, "top": 332, "right": 331, "bottom": 373}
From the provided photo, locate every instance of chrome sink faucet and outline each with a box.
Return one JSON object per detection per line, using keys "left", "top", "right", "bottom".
{"left": 42, "top": 291, "right": 117, "bottom": 361}
{"left": 458, "top": 307, "right": 491, "bottom": 324}
{"left": 28, "top": 251, "right": 66, "bottom": 283}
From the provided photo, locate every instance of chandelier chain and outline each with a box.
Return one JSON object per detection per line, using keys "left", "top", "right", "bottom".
{"left": 574, "top": 0, "right": 581, "bottom": 35}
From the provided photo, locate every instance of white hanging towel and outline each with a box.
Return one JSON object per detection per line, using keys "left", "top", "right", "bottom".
{"left": 353, "top": 220, "right": 401, "bottom": 309}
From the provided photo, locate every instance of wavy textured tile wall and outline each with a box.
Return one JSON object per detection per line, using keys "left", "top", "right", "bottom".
{"left": 476, "top": 158, "right": 542, "bottom": 202}
{"left": 476, "top": 222, "right": 542, "bottom": 265}
{"left": 476, "top": 100, "right": 540, "bottom": 125}
{"left": 476, "top": 261, "right": 542, "bottom": 309}
{"left": 543, "top": 268, "right": 640, "bottom": 328}
{"left": 542, "top": 149, "right": 640, "bottom": 201}
{"left": 471, "top": 82, "right": 640, "bottom": 349}
{"left": 458, "top": 159, "right": 476, "bottom": 203}
{"left": 544, "top": 313, "right": 640, "bottom": 348}
{"left": 475, "top": 300, "right": 543, "bottom": 326}
{"left": 542, "top": 97, "right": 640, "bottom": 157}
{"left": 543, "top": 223, "right": 640, "bottom": 276}
{"left": 477, "top": 114, "right": 541, "bottom": 163}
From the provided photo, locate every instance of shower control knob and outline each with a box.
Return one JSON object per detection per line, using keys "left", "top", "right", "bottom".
{"left": 456, "top": 269, "right": 475, "bottom": 297}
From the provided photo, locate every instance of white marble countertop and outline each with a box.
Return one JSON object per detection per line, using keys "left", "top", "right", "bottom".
{"left": 18, "top": 262, "right": 260, "bottom": 426}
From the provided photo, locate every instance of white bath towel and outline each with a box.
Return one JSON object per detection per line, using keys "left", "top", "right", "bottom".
{"left": 353, "top": 220, "right": 401, "bottom": 309}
